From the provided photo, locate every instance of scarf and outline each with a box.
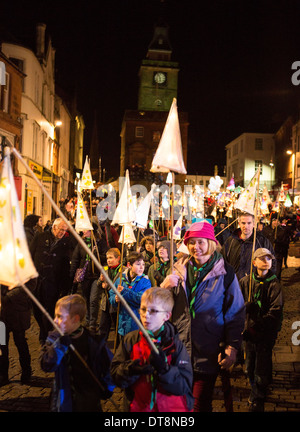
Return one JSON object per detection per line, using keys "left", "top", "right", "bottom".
{"left": 146, "top": 325, "right": 165, "bottom": 410}
{"left": 156, "top": 259, "right": 170, "bottom": 277}
{"left": 186, "top": 251, "right": 220, "bottom": 319}
{"left": 252, "top": 271, "right": 277, "bottom": 309}
{"left": 122, "top": 271, "right": 144, "bottom": 289}
{"left": 84, "top": 237, "right": 92, "bottom": 261}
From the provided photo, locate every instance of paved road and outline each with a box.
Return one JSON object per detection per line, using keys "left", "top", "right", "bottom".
{"left": 0, "top": 262, "right": 299, "bottom": 413}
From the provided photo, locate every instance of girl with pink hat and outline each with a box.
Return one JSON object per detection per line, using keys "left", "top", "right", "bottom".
{"left": 161, "top": 220, "right": 245, "bottom": 411}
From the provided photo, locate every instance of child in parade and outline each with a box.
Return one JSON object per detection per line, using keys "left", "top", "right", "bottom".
{"left": 140, "top": 236, "right": 157, "bottom": 274}
{"left": 147, "top": 240, "right": 175, "bottom": 287}
{"left": 97, "top": 248, "right": 123, "bottom": 340}
{"left": 239, "top": 248, "right": 284, "bottom": 412}
{"left": 109, "top": 252, "right": 151, "bottom": 340}
{"left": 111, "top": 287, "right": 194, "bottom": 412}
{"left": 40, "top": 294, "right": 114, "bottom": 412}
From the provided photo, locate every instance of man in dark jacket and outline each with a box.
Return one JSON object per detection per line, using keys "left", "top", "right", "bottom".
{"left": 30, "top": 217, "right": 72, "bottom": 344}
{"left": 221, "top": 212, "right": 276, "bottom": 281}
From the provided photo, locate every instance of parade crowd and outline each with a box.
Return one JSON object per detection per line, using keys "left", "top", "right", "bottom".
{"left": 1, "top": 194, "right": 300, "bottom": 413}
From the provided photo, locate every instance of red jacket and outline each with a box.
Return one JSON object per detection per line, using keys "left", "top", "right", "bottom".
{"left": 111, "top": 321, "right": 194, "bottom": 412}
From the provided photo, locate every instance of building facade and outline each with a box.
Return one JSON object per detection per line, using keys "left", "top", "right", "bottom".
{"left": 226, "top": 132, "right": 275, "bottom": 191}
{"left": 1, "top": 24, "right": 84, "bottom": 222}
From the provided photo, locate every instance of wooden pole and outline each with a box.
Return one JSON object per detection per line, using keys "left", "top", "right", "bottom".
{"left": 248, "top": 169, "right": 261, "bottom": 302}
{"left": 170, "top": 172, "right": 175, "bottom": 272}
{"left": 114, "top": 226, "right": 125, "bottom": 353}
{"left": 215, "top": 217, "right": 239, "bottom": 238}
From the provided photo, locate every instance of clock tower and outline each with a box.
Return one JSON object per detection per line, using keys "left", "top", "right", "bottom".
{"left": 120, "top": 20, "right": 188, "bottom": 188}
{"left": 138, "top": 22, "right": 179, "bottom": 112}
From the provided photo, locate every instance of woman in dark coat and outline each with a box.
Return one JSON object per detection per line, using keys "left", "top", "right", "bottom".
{"left": 24, "top": 214, "right": 41, "bottom": 247}
{"left": 0, "top": 279, "right": 36, "bottom": 386}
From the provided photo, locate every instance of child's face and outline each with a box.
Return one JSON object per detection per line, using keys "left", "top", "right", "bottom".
{"left": 158, "top": 247, "right": 169, "bottom": 261}
{"left": 253, "top": 255, "right": 272, "bottom": 272}
{"left": 145, "top": 241, "right": 154, "bottom": 252}
{"left": 140, "top": 299, "right": 171, "bottom": 334}
{"left": 54, "top": 306, "right": 80, "bottom": 335}
{"left": 129, "top": 259, "right": 145, "bottom": 276}
{"left": 106, "top": 253, "right": 120, "bottom": 267}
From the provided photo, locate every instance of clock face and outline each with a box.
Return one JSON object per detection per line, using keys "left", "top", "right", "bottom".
{"left": 154, "top": 72, "right": 166, "bottom": 84}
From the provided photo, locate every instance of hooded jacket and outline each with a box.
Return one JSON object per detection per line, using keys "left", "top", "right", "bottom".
{"left": 111, "top": 321, "right": 194, "bottom": 412}
{"left": 40, "top": 327, "right": 114, "bottom": 412}
{"left": 161, "top": 254, "right": 245, "bottom": 375}
{"left": 109, "top": 269, "right": 151, "bottom": 336}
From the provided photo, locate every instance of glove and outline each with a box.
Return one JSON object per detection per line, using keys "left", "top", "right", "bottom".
{"left": 128, "top": 359, "right": 154, "bottom": 376}
{"left": 149, "top": 348, "right": 169, "bottom": 374}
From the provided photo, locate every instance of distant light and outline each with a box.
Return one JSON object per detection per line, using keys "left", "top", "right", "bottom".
{"left": 286, "top": 150, "right": 292, "bottom": 155}
{"left": 55, "top": 120, "right": 62, "bottom": 127}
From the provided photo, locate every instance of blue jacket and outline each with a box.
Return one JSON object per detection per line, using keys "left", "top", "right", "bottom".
{"left": 161, "top": 255, "right": 245, "bottom": 375}
{"left": 109, "top": 269, "right": 151, "bottom": 336}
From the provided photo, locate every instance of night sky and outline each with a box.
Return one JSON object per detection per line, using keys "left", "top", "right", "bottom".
{"left": 2, "top": 0, "right": 300, "bottom": 179}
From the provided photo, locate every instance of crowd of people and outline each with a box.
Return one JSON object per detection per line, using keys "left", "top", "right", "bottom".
{"left": 0, "top": 199, "right": 299, "bottom": 413}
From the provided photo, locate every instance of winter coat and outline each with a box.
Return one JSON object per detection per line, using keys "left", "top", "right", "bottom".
{"left": 161, "top": 254, "right": 245, "bottom": 375}
{"left": 239, "top": 270, "right": 283, "bottom": 342}
{"left": 0, "top": 279, "right": 36, "bottom": 332}
{"left": 40, "top": 327, "right": 114, "bottom": 412}
{"left": 111, "top": 321, "right": 194, "bottom": 412}
{"left": 221, "top": 229, "right": 276, "bottom": 280}
{"left": 109, "top": 269, "right": 151, "bottom": 336}
{"left": 30, "top": 230, "right": 72, "bottom": 302}
{"left": 148, "top": 259, "right": 172, "bottom": 287}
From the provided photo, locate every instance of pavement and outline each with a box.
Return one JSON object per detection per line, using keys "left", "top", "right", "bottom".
{"left": 0, "top": 258, "right": 300, "bottom": 413}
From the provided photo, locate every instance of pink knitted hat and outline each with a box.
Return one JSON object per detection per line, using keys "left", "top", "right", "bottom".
{"left": 183, "top": 221, "right": 217, "bottom": 245}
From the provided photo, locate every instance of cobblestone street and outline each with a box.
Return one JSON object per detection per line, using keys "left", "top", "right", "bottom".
{"left": 0, "top": 260, "right": 299, "bottom": 413}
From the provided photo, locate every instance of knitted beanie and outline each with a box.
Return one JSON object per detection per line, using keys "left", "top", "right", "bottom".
{"left": 183, "top": 221, "right": 217, "bottom": 245}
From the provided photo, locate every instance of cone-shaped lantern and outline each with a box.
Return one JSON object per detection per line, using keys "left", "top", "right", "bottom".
{"left": 75, "top": 191, "right": 93, "bottom": 232}
{"left": 0, "top": 148, "right": 38, "bottom": 288}
{"left": 112, "top": 169, "right": 136, "bottom": 225}
{"left": 134, "top": 186, "right": 154, "bottom": 229}
{"left": 150, "top": 98, "right": 186, "bottom": 174}
{"left": 81, "top": 156, "right": 94, "bottom": 189}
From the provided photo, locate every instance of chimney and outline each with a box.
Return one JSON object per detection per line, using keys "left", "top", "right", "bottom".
{"left": 36, "top": 23, "right": 46, "bottom": 59}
